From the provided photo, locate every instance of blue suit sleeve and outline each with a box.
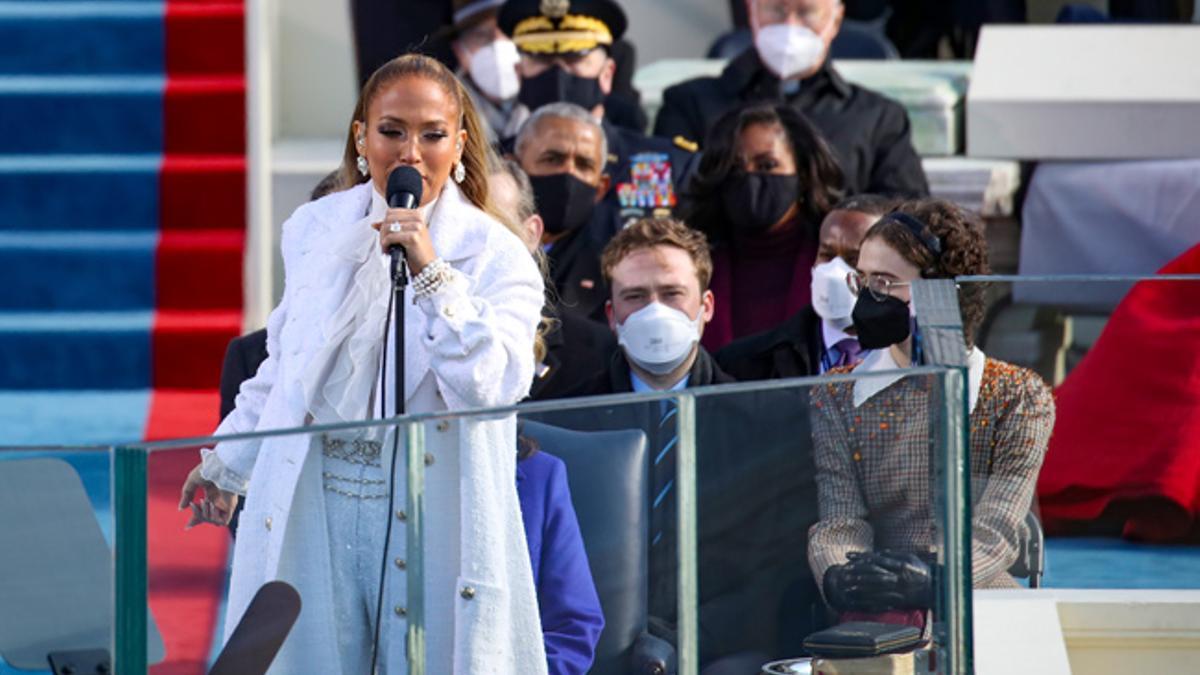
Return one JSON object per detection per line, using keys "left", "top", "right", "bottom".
{"left": 536, "top": 456, "right": 606, "bottom": 675}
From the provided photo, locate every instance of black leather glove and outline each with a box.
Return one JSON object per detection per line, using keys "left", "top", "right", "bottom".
{"left": 845, "top": 551, "right": 934, "bottom": 611}
{"left": 824, "top": 551, "right": 935, "bottom": 612}
{"left": 822, "top": 553, "right": 897, "bottom": 612}
{"left": 823, "top": 562, "right": 855, "bottom": 612}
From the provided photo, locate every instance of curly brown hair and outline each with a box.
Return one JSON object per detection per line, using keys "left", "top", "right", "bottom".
{"left": 600, "top": 217, "right": 714, "bottom": 291}
{"left": 863, "top": 198, "right": 991, "bottom": 347}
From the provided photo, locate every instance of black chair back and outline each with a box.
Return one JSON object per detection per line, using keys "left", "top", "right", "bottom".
{"left": 1008, "top": 510, "right": 1046, "bottom": 588}
{"left": 521, "top": 420, "right": 651, "bottom": 675}
{"left": 830, "top": 21, "right": 900, "bottom": 60}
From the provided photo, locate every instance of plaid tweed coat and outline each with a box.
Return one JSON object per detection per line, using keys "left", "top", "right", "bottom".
{"left": 807, "top": 354, "right": 1055, "bottom": 589}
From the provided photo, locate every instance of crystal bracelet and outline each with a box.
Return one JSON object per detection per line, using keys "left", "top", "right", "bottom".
{"left": 412, "top": 257, "right": 453, "bottom": 298}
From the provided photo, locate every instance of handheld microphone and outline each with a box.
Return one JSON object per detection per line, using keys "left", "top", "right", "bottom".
{"left": 208, "top": 581, "right": 301, "bottom": 675}
{"left": 385, "top": 166, "right": 423, "bottom": 280}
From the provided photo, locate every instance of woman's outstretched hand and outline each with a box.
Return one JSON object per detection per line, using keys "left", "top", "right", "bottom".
{"left": 179, "top": 462, "right": 239, "bottom": 529}
{"left": 374, "top": 207, "right": 437, "bottom": 275}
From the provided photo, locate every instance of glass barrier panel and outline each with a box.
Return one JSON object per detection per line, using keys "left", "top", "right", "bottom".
{"left": 959, "top": 275, "right": 1200, "bottom": 594}
{"left": 694, "top": 371, "right": 963, "bottom": 674}
{"left": 130, "top": 417, "right": 430, "bottom": 675}
{"left": 520, "top": 394, "right": 686, "bottom": 675}
{"left": 106, "top": 371, "right": 976, "bottom": 675}
{"left": 520, "top": 371, "right": 967, "bottom": 675}
{"left": 0, "top": 446, "right": 117, "bottom": 675}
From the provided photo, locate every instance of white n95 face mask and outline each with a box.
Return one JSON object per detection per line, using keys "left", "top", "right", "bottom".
{"left": 468, "top": 38, "right": 521, "bottom": 102}
{"left": 811, "top": 256, "right": 857, "bottom": 330}
{"left": 616, "top": 302, "right": 703, "bottom": 376}
{"left": 754, "top": 23, "right": 826, "bottom": 80}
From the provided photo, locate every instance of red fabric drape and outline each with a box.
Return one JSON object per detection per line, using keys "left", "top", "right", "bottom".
{"left": 1037, "top": 243, "right": 1200, "bottom": 541}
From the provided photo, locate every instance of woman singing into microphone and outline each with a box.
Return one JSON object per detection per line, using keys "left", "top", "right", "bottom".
{"left": 179, "top": 54, "right": 547, "bottom": 673}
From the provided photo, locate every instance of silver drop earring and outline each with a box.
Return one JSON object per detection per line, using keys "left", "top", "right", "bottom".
{"left": 453, "top": 161, "right": 466, "bottom": 184}
{"left": 357, "top": 155, "right": 369, "bottom": 177}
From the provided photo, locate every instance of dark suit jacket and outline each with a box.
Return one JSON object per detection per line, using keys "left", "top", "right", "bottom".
{"left": 530, "top": 309, "right": 616, "bottom": 401}
{"left": 349, "top": 0, "right": 454, "bottom": 87}
{"left": 653, "top": 49, "right": 929, "bottom": 198}
{"left": 219, "top": 328, "right": 268, "bottom": 421}
{"left": 564, "top": 344, "right": 733, "bottom": 400}
{"left": 557, "top": 348, "right": 822, "bottom": 664}
{"left": 546, "top": 226, "right": 610, "bottom": 325}
{"left": 714, "top": 306, "right": 824, "bottom": 382}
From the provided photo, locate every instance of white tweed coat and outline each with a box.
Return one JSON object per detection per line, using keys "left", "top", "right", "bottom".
{"left": 202, "top": 180, "right": 548, "bottom": 674}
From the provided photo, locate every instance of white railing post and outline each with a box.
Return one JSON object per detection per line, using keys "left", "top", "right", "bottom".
{"left": 243, "top": 0, "right": 275, "bottom": 331}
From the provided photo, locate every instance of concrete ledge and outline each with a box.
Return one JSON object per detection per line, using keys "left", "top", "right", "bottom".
{"left": 975, "top": 589, "right": 1200, "bottom": 674}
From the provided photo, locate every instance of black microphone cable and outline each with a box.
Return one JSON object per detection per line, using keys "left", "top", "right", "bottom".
{"left": 369, "top": 252, "right": 407, "bottom": 674}
{"left": 369, "top": 166, "right": 421, "bottom": 672}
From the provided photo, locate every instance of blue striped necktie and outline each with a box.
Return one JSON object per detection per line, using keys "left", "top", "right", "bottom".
{"left": 651, "top": 401, "right": 677, "bottom": 547}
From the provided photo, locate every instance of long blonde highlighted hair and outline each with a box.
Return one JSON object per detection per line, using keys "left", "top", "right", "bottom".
{"left": 336, "top": 53, "right": 522, "bottom": 243}
{"left": 337, "top": 53, "right": 547, "bottom": 361}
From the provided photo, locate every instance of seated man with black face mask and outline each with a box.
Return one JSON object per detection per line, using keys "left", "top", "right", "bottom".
{"left": 498, "top": 0, "right": 699, "bottom": 242}
{"left": 514, "top": 102, "right": 612, "bottom": 324}
{"left": 490, "top": 156, "right": 616, "bottom": 400}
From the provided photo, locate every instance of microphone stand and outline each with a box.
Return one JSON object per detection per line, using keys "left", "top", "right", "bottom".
{"left": 390, "top": 248, "right": 407, "bottom": 418}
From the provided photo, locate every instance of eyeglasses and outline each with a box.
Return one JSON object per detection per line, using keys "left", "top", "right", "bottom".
{"left": 756, "top": 0, "right": 831, "bottom": 29}
{"left": 847, "top": 271, "right": 911, "bottom": 301}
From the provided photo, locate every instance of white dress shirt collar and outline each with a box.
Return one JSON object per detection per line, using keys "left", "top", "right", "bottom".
{"left": 853, "top": 345, "right": 986, "bottom": 413}
{"left": 630, "top": 371, "right": 691, "bottom": 393}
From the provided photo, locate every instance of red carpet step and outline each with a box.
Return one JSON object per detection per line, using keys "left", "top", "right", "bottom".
{"left": 160, "top": 155, "right": 246, "bottom": 232}
{"left": 166, "top": 3, "right": 245, "bottom": 76}
{"left": 152, "top": 310, "right": 242, "bottom": 389}
{"left": 144, "top": 389, "right": 227, "bottom": 675}
{"left": 165, "top": 77, "right": 245, "bottom": 155}
{"left": 156, "top": 229, "right": 245, "bottom": 311}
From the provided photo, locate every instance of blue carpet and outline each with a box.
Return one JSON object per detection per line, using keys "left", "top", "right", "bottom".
{"left": 0, "top": 389, "right": 149, "bottom": 445}
{"left": 0, "top": 232, "right": 157, "bottom": 310}
{"left": 0, "top": 76, "right": 163, "bottom": 154}
{"left": 0, "top": 312, "right": 152, "bottom": 389}
{"left": 0, "top": 4, "right": 168, "bottom": 670}
{"left": 0, "top": 155, "right": 160, "bottom": 231}
{"left": 0, "top": 2, "right": 163, "bottom": 75}
{"left": 1044, "top": 537, "right": 1200, "bottom": 589}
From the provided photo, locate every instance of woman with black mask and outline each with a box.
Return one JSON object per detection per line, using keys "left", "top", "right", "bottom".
{"left": 682, "top": 103, "right": 844, "bottom": 351}
{"left": 808, "top": 198, "right": 1055, "bottom": 628}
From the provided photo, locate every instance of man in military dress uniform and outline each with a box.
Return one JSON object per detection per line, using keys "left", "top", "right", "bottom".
{"left": 498, "top": 0, "right": 699, "bottom": 243}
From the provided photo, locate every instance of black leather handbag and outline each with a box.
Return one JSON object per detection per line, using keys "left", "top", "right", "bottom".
{"left": 802, "top": 621, "right": 923, "bottom": 659}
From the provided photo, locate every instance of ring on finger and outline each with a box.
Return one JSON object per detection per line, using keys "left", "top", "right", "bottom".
{"left": 388, "top": 221, "right": 402, "bottom": 233}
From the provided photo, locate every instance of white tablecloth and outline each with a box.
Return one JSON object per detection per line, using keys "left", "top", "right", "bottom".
{"left": 1017, "top": 160, "right": 1200, "bottom": 309}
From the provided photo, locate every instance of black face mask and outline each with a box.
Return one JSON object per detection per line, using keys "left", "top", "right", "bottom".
{"left": 530, "top": 172, "right": 596, "bottom": 235}
{"left": 851, "top": 292, "right": 912, "bottom": 350}
{"left": 719, "top": 172, "right": 799, "bottom": 234}
{"left": 517, "top": 66, "right": 606, "bottom": 112}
